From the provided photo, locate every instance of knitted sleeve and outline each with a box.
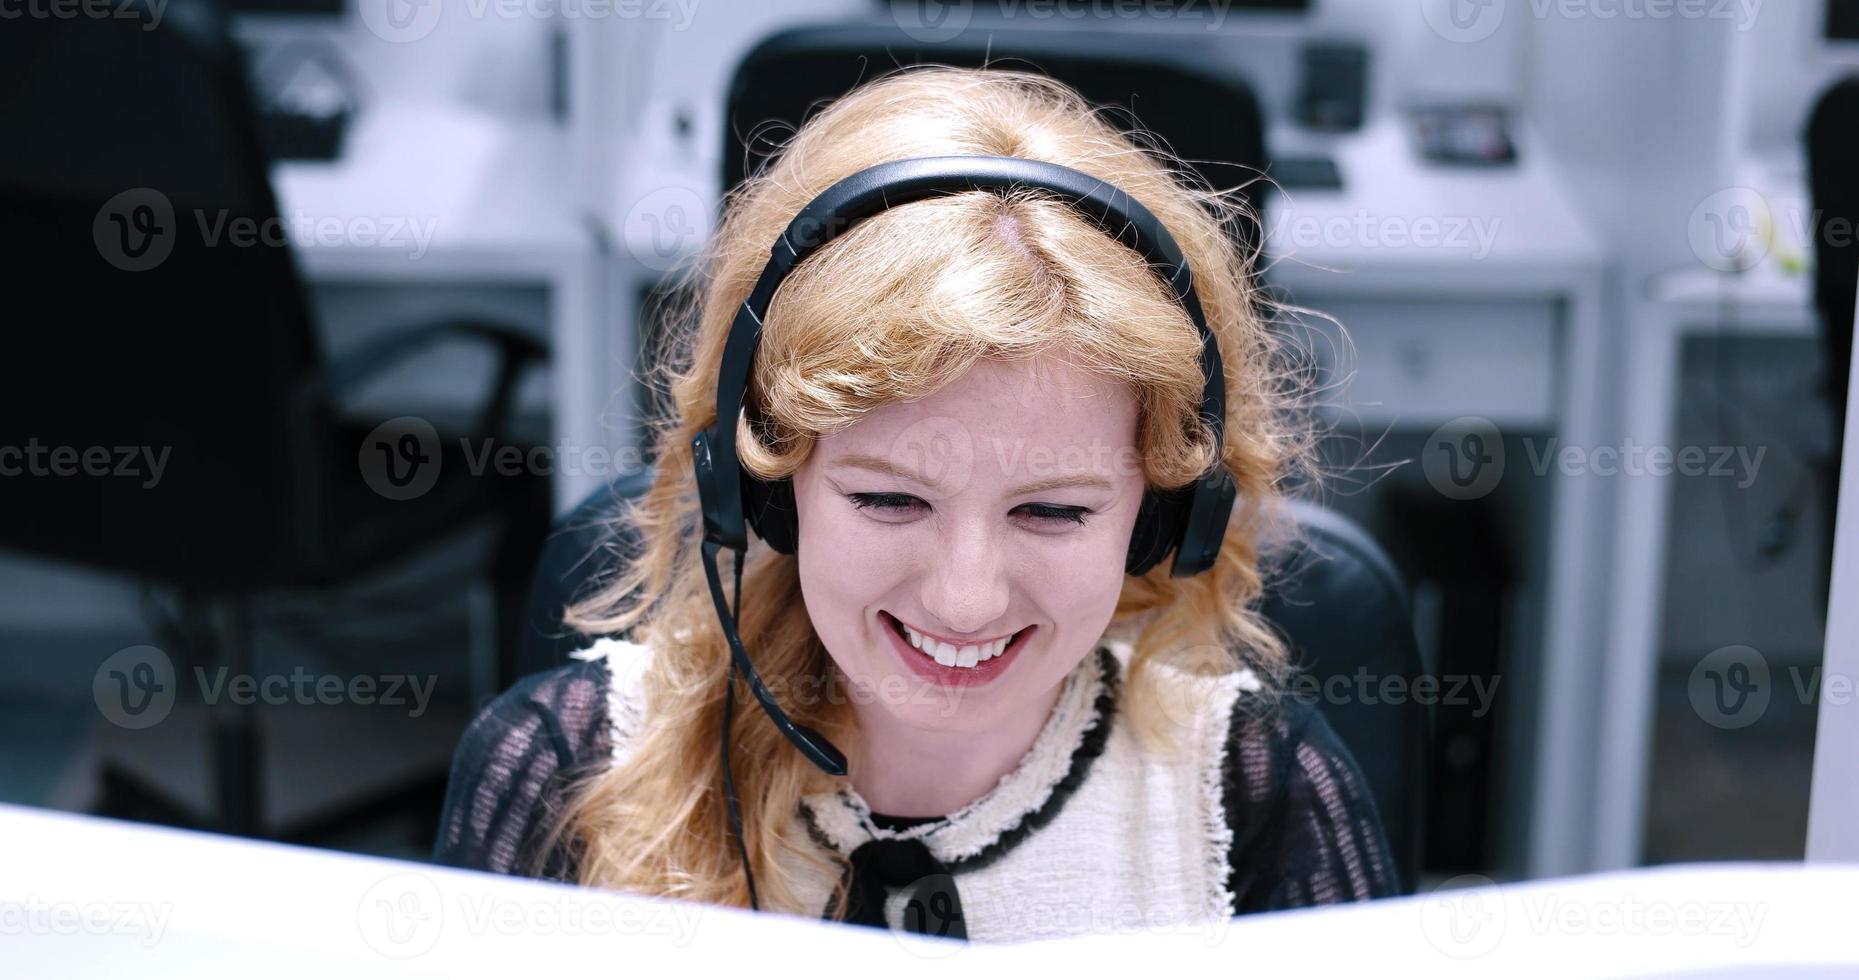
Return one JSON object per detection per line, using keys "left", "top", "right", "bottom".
{"left": 1223, "top": 692, "right": 1402, "bottom": 915}
{"left": 431, "top": 658, "right": 611, "bottom": 881}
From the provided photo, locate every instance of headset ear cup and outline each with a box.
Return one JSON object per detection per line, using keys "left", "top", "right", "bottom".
{"left": 742, "top": 471, "right": 799, "bottom": 554}
{"left": 1125, "top": 489, "right": 1172, "bottom": 576}
{"left": 1169, "top": 469, "right": 1237, "bottom": 577}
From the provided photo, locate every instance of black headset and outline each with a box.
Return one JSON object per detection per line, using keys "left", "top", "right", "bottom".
{"left": 687, "top": 155, "right": 1237, "bottom": 909}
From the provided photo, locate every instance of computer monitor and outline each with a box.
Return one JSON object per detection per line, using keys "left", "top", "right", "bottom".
{"left": 1806, "top": 287, "right": 1859, "bottom": 862}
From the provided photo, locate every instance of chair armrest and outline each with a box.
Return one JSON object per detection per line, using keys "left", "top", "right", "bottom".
{"left": 316, "top": 319, "right": 548, "bottom": 439}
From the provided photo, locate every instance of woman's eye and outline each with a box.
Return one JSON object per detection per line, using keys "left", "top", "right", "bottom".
{"left": 848, "top": 492, "right": 923, "bottom": 516}
{"left": 1020, "top": 503, "right": 1090, "bottom": 526}
{"left": 847, "top": 493, "right": 1090, "bottom": 527}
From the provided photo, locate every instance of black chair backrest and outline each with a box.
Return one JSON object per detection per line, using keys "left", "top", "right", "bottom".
{"left": 1809, "top": 79, "right": 1858, "bottom": 472}
{"left": 518, "top": 467, "right": 1428, "bottom": 892}
{"left": 725, "top": 20, "right": 1268, "bottom": 255}
{"left": 0, "top": 0, "right": 328, "bottom": 585}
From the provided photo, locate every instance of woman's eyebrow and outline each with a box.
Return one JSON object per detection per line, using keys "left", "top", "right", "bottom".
{"left": 830, "top": 452, "right": 1115, "bottom": 495}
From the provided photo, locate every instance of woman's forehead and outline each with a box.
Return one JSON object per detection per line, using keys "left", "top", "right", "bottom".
{"left": 814, "top": 355, "right": 1141, "bottom": 489}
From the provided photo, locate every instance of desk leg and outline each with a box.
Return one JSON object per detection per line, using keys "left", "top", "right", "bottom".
{"left": 550, "top": 252, "right": 618, "bottom": 513}
{"left": 1528, "top": 276, "right": 1621, "bottom": 879}
{"left": 1592, "top": 297, "right": 1682, "bottom": 870}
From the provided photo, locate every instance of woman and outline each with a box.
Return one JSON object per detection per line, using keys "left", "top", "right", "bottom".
{"left": 434, "top": 66, "right": 1397, "bottom": 943}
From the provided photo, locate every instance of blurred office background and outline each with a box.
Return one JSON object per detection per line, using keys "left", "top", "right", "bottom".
{"left": 0, "top": 0, "right": 1853, "bottom": 891}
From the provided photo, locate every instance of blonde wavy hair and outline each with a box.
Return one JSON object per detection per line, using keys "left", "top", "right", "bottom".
{"left": 542, "top": 65, "right": 1316, "bottom": 920}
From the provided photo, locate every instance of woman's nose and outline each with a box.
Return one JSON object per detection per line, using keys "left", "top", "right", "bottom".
{"left": 918, "top": 519, "right": 1010, "bottom": 636}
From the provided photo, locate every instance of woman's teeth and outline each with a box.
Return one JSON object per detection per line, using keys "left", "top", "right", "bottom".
{"left": 898, "top": 620, "right": 1012, "bottom": 669}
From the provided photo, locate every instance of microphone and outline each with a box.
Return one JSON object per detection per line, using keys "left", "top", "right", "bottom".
{"left": 698, "top": 538, "right": 848, "bottom": 776}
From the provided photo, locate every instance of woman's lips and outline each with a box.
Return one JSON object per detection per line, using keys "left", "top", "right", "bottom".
{"left": 881, "top": 611, "right": 1034, "bottom": 689}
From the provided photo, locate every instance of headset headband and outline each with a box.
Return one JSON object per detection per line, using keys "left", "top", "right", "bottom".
{"left": 697, "top": 154, "right": 1229, "bottom": 555}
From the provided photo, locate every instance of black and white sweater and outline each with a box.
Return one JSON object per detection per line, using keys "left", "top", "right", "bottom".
{"left": 433, "top": 635, "right": 1399, "bottom": 942}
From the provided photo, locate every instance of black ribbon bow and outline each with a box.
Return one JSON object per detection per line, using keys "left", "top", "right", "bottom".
{"left": 839, "top": 837, "right": 968, "bottom": 941}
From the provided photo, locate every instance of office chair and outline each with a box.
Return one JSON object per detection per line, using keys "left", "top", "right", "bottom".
{"left": 1808, "top": 77, "right": 1859, "bottom": 611}
{"left": 724, "top": 18, "right": 1270, "bottom": 259}
{"left": 516, "top": 466, "right": 1432, "bottom": 894}
{"left": 0, "top": 0, "right": 553, "bottom": 843}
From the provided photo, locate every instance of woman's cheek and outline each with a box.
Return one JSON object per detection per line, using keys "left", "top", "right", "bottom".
{"left": 818, "top": 517, "right": 904, "bottom": 569}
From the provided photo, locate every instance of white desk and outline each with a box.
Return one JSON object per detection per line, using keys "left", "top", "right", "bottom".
{"left": 1263, "top": 116, "right": 1610, "bottom": 882}
{"left": 1596, "top": 228, "right": 1822, "bottom": 871}
{"left": 273, "top": 100, "right": 606, "bottom": 514}
{"left": 4, "top": 803, "right": 1856, "bottom": 977}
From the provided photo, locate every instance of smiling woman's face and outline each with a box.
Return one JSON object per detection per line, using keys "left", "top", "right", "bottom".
{"left": 790, "top": 352, "right": 1146, "bottom": 736}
